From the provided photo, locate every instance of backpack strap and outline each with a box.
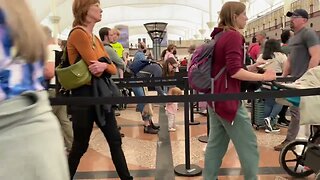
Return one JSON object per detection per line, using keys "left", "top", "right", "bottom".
{"left": 211, "top": 66, "right": 226, "bottom": 94}
{"left": 210, "top": 31, "right": 226, "bottom": 94}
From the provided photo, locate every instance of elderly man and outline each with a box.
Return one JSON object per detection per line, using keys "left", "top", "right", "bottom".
{"left": 274, "top": 8, "right": 320, "bottom": 151}
{"left": 255, "top": 30, "right": 267, "bottom": 55}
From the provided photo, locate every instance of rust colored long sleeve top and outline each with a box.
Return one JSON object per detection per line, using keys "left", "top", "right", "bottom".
{"left": 67, "top": 27, "right": 117, "bottom": 76}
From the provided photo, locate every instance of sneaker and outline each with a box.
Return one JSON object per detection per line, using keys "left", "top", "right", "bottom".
{"left": 265, "top": 125, "right": 280, "bottom": 133}
{"left": 168, "top": 127, "right": 176, "bottom": 132}
{"left": 274, "top": 140, "right": 290, "bottom": 151}
{"left": 144, "top": 125, "right": 159, "bottom": 134}
{"left": 277, "top": 119, "right": 290, "bottom": 127}
{"left": 150, "top": 120, "right": 160, "bottom": 129}
{"left": 264, "top": 117, "right": 273, "bottom": 132}
{"left": 199, "top": 109, "right": 207, "bottom": 116}
{"left": 203, "top": 144, "right": 207, "bottom": 154}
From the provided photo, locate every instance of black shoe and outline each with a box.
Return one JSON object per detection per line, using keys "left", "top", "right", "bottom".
{"left": 118, "top": 126, "right": 121, "bottom": 130}
{"left": 277, "top": 119, "right": 290, "bottom": 127}
{"left": 144, "top": 125, "right": 158, "bottom": 134}
{"left": 120, "top": 132, "right": 125, "bottom": 137}
{"left": 150, "top": 120, "right": 160, "bottom": 129}
{"left": 115, "top": 112, "right": 121, "bottom": 116}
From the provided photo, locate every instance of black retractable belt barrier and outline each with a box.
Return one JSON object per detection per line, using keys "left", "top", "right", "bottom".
{"left": 112, "top": 76, "right": 184, "bottom": 88}
{"left": 174, "top": 77, "right": 202, "bottom": 176}
{"left": 49, "top": 77, "right": 320, "bottom": 178}
{"left": 50, "top": 87, "right": 320, "bottom": 106}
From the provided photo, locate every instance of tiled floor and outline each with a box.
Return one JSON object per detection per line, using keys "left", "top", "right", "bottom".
{"left": 73, "top": 103, "right": 317, "bottom": 180}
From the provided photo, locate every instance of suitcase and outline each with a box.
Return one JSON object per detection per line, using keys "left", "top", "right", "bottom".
{"left": 251, "top": 98, "right": 277, "bottom": 130}
{"left": 251, "top": 99, "right": 265, "bottom": 130}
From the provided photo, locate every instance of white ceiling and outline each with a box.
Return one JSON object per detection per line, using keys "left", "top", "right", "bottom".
{"left": 27, "top": 0, "right": 285, "bottom": 40}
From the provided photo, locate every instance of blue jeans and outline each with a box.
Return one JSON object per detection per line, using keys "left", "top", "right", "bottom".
{"left": 264, "top": 98, "right": 283, "bottom": 120}
{"left": 132, "top": 86, "right": 151, "bottom": 121}
{"left": 132, "top": 86, "right": 145, "bottom": 113}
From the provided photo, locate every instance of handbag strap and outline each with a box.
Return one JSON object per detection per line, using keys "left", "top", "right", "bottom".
{"left": 59, "top": 27, "right": 92, "bottom": 67}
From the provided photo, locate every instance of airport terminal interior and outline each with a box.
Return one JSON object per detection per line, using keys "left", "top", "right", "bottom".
{"left": 25, "top": 0, "right": 320, "bottom": 179}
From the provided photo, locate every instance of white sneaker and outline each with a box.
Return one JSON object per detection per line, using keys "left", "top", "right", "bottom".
{"left": 265, "top": 125, "right": 280, "bottom": 133}
{"left": 203, "top": 144, "right": 207, "bottom": 154}
{"left": 168, "top": 128, "right": 176, "bottom": 132}
{"left": 264, "top": 117, "right": 273, "bottom": 132}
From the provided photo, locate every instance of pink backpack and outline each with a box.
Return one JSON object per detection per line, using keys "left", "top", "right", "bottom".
{"left": 188, "top": 33, "right": 225, "bottom": 93}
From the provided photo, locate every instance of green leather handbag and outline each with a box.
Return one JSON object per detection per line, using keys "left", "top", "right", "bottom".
{"left": 55, "top": 27, "right": 92, "bottom": 90}
{"left": 55, "top": 59, "right": 92, "bottom": 90}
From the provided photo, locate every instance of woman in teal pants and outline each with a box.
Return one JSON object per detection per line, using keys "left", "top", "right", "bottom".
{"left": 203, "top": 2, "right": 276, "bottom": 180}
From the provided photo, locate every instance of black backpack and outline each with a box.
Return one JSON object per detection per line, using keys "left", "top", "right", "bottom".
{"left": 54, "top": 50, "right": 69, "bottom": 96}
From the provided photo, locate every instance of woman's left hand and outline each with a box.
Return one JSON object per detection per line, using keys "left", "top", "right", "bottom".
{"left": 89, "top": 60, "right": 107, "bottom": 76}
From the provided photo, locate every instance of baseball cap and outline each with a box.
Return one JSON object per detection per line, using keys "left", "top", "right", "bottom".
{"left": 286, "top": 9, "right": 309, "bottom": 19}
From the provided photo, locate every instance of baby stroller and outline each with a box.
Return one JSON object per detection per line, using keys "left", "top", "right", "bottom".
{"left": 273, "top": 66, "right": 320, "bottom": 178}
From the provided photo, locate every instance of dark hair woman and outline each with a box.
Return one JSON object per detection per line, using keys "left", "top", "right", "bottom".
{"left": 162, "top": 57, "right": 178, "bottom": 77}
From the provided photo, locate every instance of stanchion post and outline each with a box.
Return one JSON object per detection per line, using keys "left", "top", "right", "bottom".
{"left": 198, "top": 108, "right": 209, "bottom": 143}
{"left": 188, "top": 81, "right": 200, "bottom": 126}
{"left": 174, "top": 78, "right": 202, "bottom": 176}
{"left": 193, "top": 91, "right": 200, "bottom": 113}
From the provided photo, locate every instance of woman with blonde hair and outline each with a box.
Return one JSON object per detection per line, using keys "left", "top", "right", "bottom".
{"left": 203, "top": 2, "right": 276, "bottom": 180}
{"left": 0, "top": 0, "right": 69, "bottom": 179}
{"left": 67, "top": 0, "right": 132, "bottom": 179}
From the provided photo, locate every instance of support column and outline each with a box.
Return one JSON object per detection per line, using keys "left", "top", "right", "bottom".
{"left": 283, "top": 0, "right": 293, "bottom": 29}
{"left": 152, "top": 39, "right": 161, "bottom": 61}
{"left": 199, "top": 13, "right": 206, "bottom": 39}
{"left": 144, "top": 22, "right": 167, "bottom": 61}
{"left": 50, "top": 0, "right": 60, "bottom": 39}
{"left": 207, "top": 0, "right": 215, "bottom": 31}
{"left": 49, "top": 15, "right": 61, "bottom": 39}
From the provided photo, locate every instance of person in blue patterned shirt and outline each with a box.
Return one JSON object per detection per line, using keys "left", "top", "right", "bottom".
{"left": 0, "top": 0, "right": 69, "bottom": 179}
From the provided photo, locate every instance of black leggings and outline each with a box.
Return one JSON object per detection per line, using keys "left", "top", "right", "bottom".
{"left": 68, "top": 85, "right": 132, "bottom": 180}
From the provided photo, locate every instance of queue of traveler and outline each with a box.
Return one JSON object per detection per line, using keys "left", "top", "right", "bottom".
{"left": 1, "top": 0, "right": 319, "bottom": 179}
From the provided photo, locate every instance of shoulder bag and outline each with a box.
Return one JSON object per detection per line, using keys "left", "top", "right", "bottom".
{"left": 55, "top": 27, "right": 92, "bottom": 90}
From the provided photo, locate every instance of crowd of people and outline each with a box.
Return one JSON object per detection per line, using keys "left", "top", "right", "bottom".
{"left": 1, "top": 0, "right": 319, "bottom": 179}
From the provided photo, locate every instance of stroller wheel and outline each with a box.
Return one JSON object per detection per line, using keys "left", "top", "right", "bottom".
{"left": 279, "top": 140, "right": 314, "bottom": 178}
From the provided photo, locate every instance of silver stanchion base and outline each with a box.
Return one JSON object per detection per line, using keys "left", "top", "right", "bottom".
{"left": 174, "top": 164, "right": 202, "bottom": 176}
{"left": 189, "top": 121, "right": 200, "bottom": 125}
{"left": 198, "top": 135, "right": 208, "bottom": 143}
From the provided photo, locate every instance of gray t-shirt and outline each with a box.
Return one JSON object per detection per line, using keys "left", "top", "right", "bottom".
{"left": 288, "top": 27, "right": 320, "bottom": 78}
{"left": 104, "top": 44, "right": 125, "bottom": 70}
{"left": 104, "top": 44, "right": 125, "bottom": 78}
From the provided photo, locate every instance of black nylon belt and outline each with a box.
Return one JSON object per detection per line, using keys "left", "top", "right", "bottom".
{"left": 50, "top": 87, "right": 320, "bottom": 106}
